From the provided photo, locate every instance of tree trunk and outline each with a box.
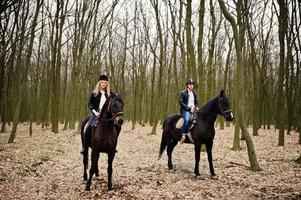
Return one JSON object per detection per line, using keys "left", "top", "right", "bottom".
{"left": 185, "top": 0, "right": 196, "bottom": 81}
{"left": 218, "top": 0, "right": 261, "bottom": 171}
{"left": 150, "top": 0, "right": 165, "bottom": 135}
{"left": 238, "top": 112, "right": 261, "bottom": 171}
{"left": 207, "top": 0, "right": 221, "bottom": 99}
{"left": 8, "top": 1, "right": 30, "bottom": 143}
{"left": 197, "top": 0, "right": 205, "bottom": 105}
{"left": 276, "top": 0, "right": 287, "bottom": 146}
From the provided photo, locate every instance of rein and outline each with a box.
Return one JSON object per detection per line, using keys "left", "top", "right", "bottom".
{"left": 99, "top": 117, "right": 114, "bottom": 122}
{"left": 195, "top": 97, "right": 231, "bottom": 120}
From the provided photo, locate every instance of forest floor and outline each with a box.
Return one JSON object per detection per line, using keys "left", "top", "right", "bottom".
{"left": 0, "top": 122, "right": 300, "bottom": 200}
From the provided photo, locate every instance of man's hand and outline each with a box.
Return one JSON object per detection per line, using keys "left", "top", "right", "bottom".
{"left": 190, "top": 106, "right": 195, "bottom": 113}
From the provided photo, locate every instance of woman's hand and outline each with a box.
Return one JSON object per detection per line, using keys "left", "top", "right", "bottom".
{"left": 92, "top": 110, "right": 100, "bottom": 117}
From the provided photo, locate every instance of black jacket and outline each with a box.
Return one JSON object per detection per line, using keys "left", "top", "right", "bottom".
{"left": 88, "top": 91, "right": 115, "bottom": 112}
{"left": 179, "top": 89, "right": 199, "bottom": 113}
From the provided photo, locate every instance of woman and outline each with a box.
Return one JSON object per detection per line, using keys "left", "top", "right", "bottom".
{"left": 80, "top": 74, "right": 112, "bottom": 154}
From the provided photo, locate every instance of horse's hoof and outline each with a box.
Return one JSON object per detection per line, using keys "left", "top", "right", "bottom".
{"left": 108, "top": 185, "right": 113, "bottom": 191}
{"left": 85, "top": 187, "right": 90, "bottom": 191}
{"left": 196, "top": 175, "right": 205, "bottom": 180}
{"left": 211, "top": 175, "right": 218, "bottom": 180}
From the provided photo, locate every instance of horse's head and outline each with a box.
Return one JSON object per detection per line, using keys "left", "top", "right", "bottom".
{"left": 110, "top": 93, "right": 124, "bottom": 124}
{"left": 217, "top": 90, "right": 234, "bottom": 121}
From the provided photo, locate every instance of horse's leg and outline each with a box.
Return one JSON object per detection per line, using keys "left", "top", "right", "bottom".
{"left": 82, "top": 120, "right": 88, "bottom": 181}
{"left": 206, "top": 141, "right": 217, "bottom": 178}
{"left": 83, "top": 148, "right": 88, "bottom": 181}
{"left": 95, "top": 153, "right": 100, "bottom": 177}
{"left": 167, "top": 138, "right": 177, "bottom": 170}
{"left": 107, "top": 152, "right": 115, "bottom": 191}
{"left": 194, "top": 145, "right": 201, "bottom": 177}
{"left": 85, "top": 149, "right": 99, "bottom": 191}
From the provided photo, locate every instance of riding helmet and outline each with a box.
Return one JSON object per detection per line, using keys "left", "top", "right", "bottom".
{"left": 99, "top": 74, "right": 109, "bottom": 81}
{"left": 186, "top": 79, "right": 195, "bottom": 85}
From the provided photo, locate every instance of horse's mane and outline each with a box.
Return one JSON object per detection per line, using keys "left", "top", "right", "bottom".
{"left": 114, "top": 94, "right": 124, "bottom": 106}
{"left": 99, "top": 96, "right": 112, "bottom": 119}
{"left": 99, "top": 93, "right": 123, "bottom": 120}
{"left": 197, "top": 95, "right": 219, "bottom": 119}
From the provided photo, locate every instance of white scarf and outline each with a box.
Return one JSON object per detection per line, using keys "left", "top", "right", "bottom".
{"left": 98, "top": 91, "right": 106, "bottom": 112}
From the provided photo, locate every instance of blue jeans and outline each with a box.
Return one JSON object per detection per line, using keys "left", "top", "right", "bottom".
{"left": 87, "top": 114, "right": 98, "bottom": 127}
{"left": 82, "top": 115, "right": 99, "bottom": 152}
{"left": 180, "top": 111, "right": 191, "bottom": 136}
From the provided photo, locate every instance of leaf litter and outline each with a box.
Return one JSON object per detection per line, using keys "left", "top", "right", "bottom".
{"left": 0, "top": 122, "right": 300, "bottom": 199}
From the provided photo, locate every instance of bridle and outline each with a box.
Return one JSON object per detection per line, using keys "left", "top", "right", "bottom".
{"left": 100, "top": 97, "right": 123, "bottom": 122}
{"left": 218, "top": 97, "right": 232, "bottom": 117}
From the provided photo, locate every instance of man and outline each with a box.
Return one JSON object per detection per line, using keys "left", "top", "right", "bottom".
{"left": 179, "top": 79, "right": 199, "bottom": 144}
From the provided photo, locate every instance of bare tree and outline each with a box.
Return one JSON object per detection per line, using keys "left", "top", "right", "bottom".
{"left": 218, "top": 0, "right": 261, "bottom": 171}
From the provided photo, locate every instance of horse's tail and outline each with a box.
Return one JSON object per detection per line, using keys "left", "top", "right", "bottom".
{"left": 158, "top": 131, "right": 166, "bottom": 160}
{"left": 159, "top": 118, "right": 169, "bottom": 159}
{"left": 81, "top": 116, "right": 90, "bottom": 146}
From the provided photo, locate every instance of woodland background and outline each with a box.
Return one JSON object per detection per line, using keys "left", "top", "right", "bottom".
{"left": 0, "top": 0, "right": 301, "bottom": 198}
{"left": 0, "top": 0, "right": 301, "bottom": 169}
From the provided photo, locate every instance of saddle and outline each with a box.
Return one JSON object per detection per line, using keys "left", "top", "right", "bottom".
{"left": 175, "top": 113, "right": 197, "bottom": 129}
{"left": 175, "top": 113, "right": 197, "bottom": 144}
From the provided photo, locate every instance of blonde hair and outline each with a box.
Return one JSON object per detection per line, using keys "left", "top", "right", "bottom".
{"left": 93, "top": 80, "right": 110, "bottom": 96}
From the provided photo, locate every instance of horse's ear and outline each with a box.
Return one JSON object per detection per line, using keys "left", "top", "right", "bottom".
{"left": 115, "top": 92, "right": 123, "bottom": 99}
{"left": 220, "top": 89, "right": 224, "bottom": 97}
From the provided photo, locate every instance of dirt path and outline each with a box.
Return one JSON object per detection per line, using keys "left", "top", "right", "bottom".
{"left": 0, "top": 123, "right": 300, "bottom": 199}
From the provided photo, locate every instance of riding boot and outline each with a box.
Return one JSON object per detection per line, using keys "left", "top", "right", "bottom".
{"left": 180, "top": 134, "right": 186, "bottom": 144}
{"left": 80, "top": 125, "right": 92, "bottom": 154}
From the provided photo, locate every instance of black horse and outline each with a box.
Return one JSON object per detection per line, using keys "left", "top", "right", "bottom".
{"left": 159, "top": 90, "right": 233, "bottom": 178}
{"left": 81, "top": 93, "right": 124, "bottom": 191}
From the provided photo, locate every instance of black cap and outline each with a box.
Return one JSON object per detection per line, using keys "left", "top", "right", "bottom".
{"left": 99, "top": 75, "right": 109, "bottom": 81}
{"left": 186, "top": 79, "right": 195, "bottom": 85}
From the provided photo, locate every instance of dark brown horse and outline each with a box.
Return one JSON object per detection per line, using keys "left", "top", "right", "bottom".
{"left": 81, "top": 93, "right": 124, "bottom": 191}
{"left": 159, "top": 90, "right": 233, "bottom": 178}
